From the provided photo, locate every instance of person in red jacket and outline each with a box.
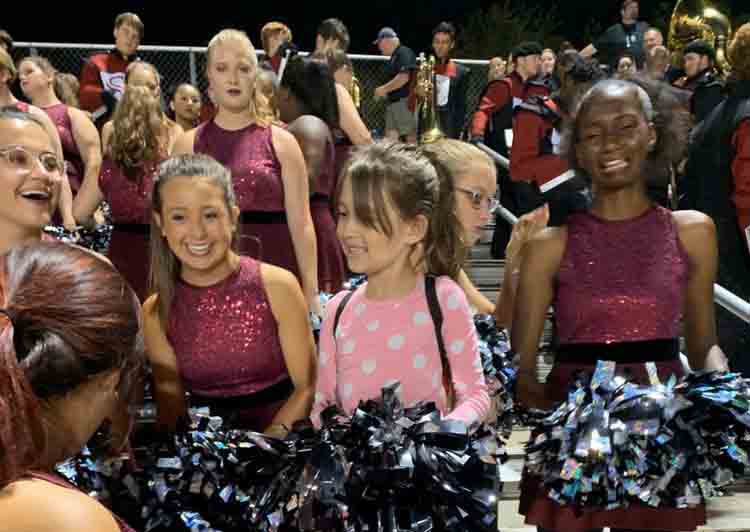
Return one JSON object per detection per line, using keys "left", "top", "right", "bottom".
{"left": 78, "top": 12, "right": 143, "bottom": 128}
{"left": 468, "top": 41, "right": 549, "bottom": 258}
{"left": 510, "top": 51, "right": 602, "bottom": 224}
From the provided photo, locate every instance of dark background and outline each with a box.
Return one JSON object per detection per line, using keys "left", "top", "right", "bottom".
{"left": 6, "top": 0, "right": 749, "bottom": 57}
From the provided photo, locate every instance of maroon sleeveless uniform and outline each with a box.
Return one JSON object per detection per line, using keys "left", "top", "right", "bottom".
{"left": 26, "top": 471, "right": 135, "bottom": 532}
{"left": 311, "top": 135, "right": 345, "bottom": 292}
{"left": 98, "top": 158, "right": 159, "bottom": 301}
{"left": 519, "top": 206, "right": 706, "bottom": 531}
{"left": 166, "top": 256, "right": 292, "bottom": 431}
{"left": 194, "top": 120, "right": 300, "bottom": 280}
{"left": 41, "top": 103, "right": 85, "bottom": 193}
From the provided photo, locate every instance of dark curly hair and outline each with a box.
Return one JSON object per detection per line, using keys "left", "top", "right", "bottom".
{"left": 280, "top": 55, "right": 339, "bottom": 129}
{"left": 561, "top": 78, "right": 691, "bottom": 179}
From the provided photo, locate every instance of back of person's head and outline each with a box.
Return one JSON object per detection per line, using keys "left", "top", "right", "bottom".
{"left": 646, "top": 45, "right": 670, "bottom": 75}
{"left": 256, "top": 68, "right": 280, "bottom": 122}
{"left": 280, "top": 55, "right": 339, "bottom": 128}
{"left": 317, "top": 18, "right": 350, "bottom": 51}
{"left": 0, "top": 30, "right": 13, "bottom": 53}
{"left": 110, "top": 84, "right": 165, "bottom": 176}
{"left": 0, "top": 46, "right": 17, "bottom": 82}
{"left": 0, "top": 241, "right": 143, "bottom": 488}
{"left": 338, "top": 141, "right": 466, "bottom": 279}
{"left": 326, "top": 49, "right": 353, "bottom": 74}
{"left": 54, "top": 73, "right": 80, "bottom": 108}
{"left": 149, "top": 154, "right": 238, "bottom": 324}
{"left": 114, "top": 12, "right": 144, "bottom": 40}
{"left": 728, "top": 23, "right": 750, "bottom": 82}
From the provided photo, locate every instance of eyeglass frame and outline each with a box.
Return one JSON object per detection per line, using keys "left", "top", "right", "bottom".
{"left": 454, "top": 186, "right": 500, "bottom": 213}
{"left": 0, "top": 145, "right": 64, "bottom": 176}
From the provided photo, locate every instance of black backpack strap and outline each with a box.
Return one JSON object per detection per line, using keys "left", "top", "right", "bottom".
{"left": 424, "top": 275, "right": 455, "bottom": 408}
{"left": 332, "top": 289, "right": 356, "bottom": 344}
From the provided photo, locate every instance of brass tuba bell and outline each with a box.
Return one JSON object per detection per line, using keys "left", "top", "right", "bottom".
{"left": 668, "top": 0, "right": 733, "bottom": 75}
{"left": 350, "top": 72, "right": 362, "bottom": 110}
{"left": 415, "top": 53, "right": 445, "bottom": 145}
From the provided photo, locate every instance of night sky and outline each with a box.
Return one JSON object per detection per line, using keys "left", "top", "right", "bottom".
{"left": 7, "top": 0, "right": 749, "bottom": 56}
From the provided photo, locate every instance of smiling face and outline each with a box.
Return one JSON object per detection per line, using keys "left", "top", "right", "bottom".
{"left": 574, "top": 85, "right": 655, "bottom": 191}
{"left": 335, "top": 175, "right": 423, "bottom": 276}
{"left": 155, "top": 175, "right": 239, "bottom": 286}
{"left": 207, "top": 40, "right": 256, "bottom": 114}
{"left": 0, "top": 118, "right": 61, "bottom": 234}
{"left": 541, "top": 50, "right": 556, "bottom": 75}
{"left": 18, "top": 60, "right": 52, "bottom": 100}
{"left": 453, "top": 161, "right": 497, "bottom": 244}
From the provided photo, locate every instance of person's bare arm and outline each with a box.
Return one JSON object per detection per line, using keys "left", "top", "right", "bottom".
{"left": 262, "top": 264, "right": 317, "bottom": 435}
{"left": 100, "top": 120, "right": 113, "bottom": 155}
{"left": 579, "top": 44, "right": 597, "bottom": 58}
{"left": 142, "top": 295, "right": 187, "bottom": 432}
{"left": 69, "top": 108, "right": 103, "bottom": 224}
{"left": 271, "top": 125, "right": 320, "bottom": 312}
{"left": 511, "top": 227, "right": 566, "bottom": 409}
{"left": 673, "top": 210, "right": 729, "bottom": 371}
{"left": 336, "top": 83, "right": 372, "bottom": 145}
{"left": 287, "top": 116, "right": 330, "bottom": 192}
{"left": 456, "top": 268, "right": 495, "bottom": 314}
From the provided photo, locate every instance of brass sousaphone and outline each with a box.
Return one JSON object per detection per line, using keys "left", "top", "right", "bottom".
{"left": 668, "top": 0, "right": 733, "bottom": 75}
{"left": 415, "top": 53, "right": 446, "bottom": 144}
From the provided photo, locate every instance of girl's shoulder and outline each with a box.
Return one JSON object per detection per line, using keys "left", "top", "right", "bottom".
{"left": 432, "top": 275, "right": 469, "bottom": 307}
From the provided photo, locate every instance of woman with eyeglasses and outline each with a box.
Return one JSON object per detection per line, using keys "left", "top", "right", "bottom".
{"left": 0, "top": 48, "right": 74, "bottom": 231}
{"left": 0, "top": 109, "right": 66, "bottom": 256}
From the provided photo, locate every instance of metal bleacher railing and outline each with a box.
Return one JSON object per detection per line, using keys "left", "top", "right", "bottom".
{"left": 15, "top": 42, "right": 491, "bottom": 135}
{"left": 476, "top": 142, "right": 750, "bottom": 325}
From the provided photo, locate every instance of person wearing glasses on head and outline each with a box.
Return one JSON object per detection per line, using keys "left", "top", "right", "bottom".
{"left": 0, "top": 109, "right": 66, "bottom": 257}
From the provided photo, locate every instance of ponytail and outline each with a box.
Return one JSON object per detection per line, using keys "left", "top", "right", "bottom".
{"left": 0, "top": 310, "right": 44, "bottom": 488}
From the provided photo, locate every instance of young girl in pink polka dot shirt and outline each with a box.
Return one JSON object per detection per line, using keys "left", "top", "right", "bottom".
{"left": 311, "top": 142, "right": 490, "bottom": 427}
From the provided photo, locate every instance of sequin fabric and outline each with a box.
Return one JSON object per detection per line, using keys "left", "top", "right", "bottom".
{"left": 166, "top": 257, "right": 288, "bottom": 397}
{"left": 42, "top": 104, "right": 85, "bottom": 192}
{"left": 98, "top": 158, "right": 158, "bottom": 224}
{"left": 555, "top": 206, "right": 690, "bottom": 344}
{"left": 194, "top": 120, "right": 284, "bottom": 212}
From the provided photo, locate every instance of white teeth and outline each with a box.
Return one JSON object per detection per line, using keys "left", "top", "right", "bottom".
{"left": 187, "top": 243, "right": 210, "bottom": 255}
{"left": 20, "top": 190, "right": 50, "bottom": 200}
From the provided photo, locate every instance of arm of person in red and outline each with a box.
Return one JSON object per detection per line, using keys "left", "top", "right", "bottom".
{"left": 78, "top": 58, "right": 104, "bottom": 114}
{"left": 469, "top": 81, "right": 509, "bottom": 139}
{"left": 732, "top": 118, "right": 750, "bottom": 250}
{"left": 510, "top": 109, "right": 569, "bottom": 187}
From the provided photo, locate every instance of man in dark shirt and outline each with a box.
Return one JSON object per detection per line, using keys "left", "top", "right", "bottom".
{"left": 374, "top": 27, "right": 417, "bottom": 143}
{"left": 581, "top": 0, "right": 649, "bottom": 68}
{"left": 673, "top": 40, "right": 725, "bottom": 123}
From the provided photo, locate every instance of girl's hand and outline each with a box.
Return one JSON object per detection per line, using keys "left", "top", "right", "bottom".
{"left": 506, "top": 204, "right": 550, "bottom": 267}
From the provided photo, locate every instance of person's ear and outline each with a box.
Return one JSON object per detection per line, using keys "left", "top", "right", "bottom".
{"left": 647, "top": 122, "right": 657, "bottom": 151}
{"left": 406, "top": 214, "right": 429, "bottom": 245}
{"left": 153, "top": 211, "right": 165, "bottom": 236}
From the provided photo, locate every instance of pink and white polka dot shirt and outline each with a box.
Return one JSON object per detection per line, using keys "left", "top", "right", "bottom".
{"left": 311, "top": 275, "right": 490, "bottom": 426}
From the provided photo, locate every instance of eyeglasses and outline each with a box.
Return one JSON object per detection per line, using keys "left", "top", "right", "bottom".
{"left": 455, "top": 186, "right": 500, "bottom": 213}
{"left": 0, "top": 146, "right": 63, "bottom": 175}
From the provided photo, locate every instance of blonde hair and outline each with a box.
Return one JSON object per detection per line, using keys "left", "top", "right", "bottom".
{"left": 109, "top": 84, "right": 168, "bottom": 179}
{"left": 18, "top": 56, "right": 79, "bottom": 107}
{"left": 206, "top": 29, "right": 271, "bottom": 126}
{"left": 0, "top": 47, "right": 16, "bottom": 81}
{"left": 260, "top": 22, "right": 292, "bottom": 55}
{"left": 125, "top": 61, "right": 161, "bottom": 89}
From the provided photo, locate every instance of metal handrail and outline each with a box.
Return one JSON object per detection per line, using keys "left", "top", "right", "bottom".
{"left": 477, "top": 142, "right": 750, "bottom": 325}
{"left": 14, "top": 41, "right": 491, "bottom": 65}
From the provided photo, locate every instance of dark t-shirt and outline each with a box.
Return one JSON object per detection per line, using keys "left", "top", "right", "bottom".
{"left": 386, "top": 45, "right": 417, "bottom": 103}
{"left": 595, "top": 21, "right": 648, "bottom": 68}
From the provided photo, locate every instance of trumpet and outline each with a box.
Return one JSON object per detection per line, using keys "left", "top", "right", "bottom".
{"left": 416, "top": 53, "right": 445, "bottom": 145}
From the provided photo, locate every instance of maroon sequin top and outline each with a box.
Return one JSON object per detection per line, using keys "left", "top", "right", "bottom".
{"left": 194, "top": 120, "right": 284, "bottom": 212}
{"left": 166, "top": 257, "right": 288, "bottom": 397}
{"left": 98, "top": 158, "right": 158, "bottom": 224}
{"left": 555, "top": 206, "right": 690, "bottom": 344}
{"left": 41, "top": 104, "right": 85, "bottom": 193}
